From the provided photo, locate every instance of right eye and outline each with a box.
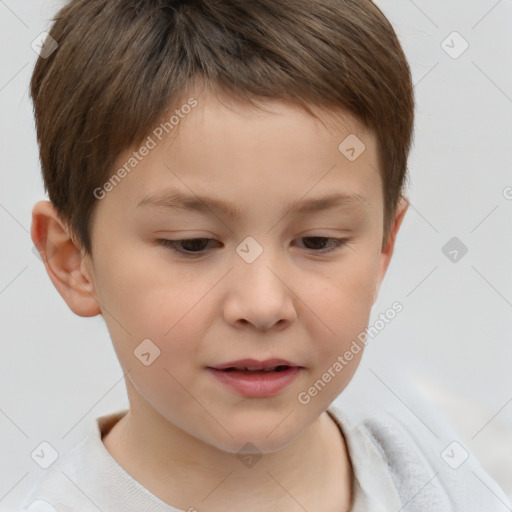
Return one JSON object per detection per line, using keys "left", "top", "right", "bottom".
{"left": 157, "top": 238, "right": 219, "bottom": 256}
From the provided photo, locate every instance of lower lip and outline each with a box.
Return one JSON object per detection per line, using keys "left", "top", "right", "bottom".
{"left": 207, "top": 367, "right": 302, "bottom": 398}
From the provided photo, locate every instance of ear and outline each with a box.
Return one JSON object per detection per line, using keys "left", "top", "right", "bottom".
{"left": 372, "top": 196, "right": 409, "bottom": 304}
{"left": 31, "top": 200, "right": 101, "bottom": 317}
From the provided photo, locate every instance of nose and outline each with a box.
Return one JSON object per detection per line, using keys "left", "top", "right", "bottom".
{"left": 222, "top": 254, "right": 297, "bottom": 332}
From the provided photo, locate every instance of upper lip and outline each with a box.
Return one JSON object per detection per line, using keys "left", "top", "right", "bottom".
{"left": 209, "top": 358, "right": 301, "bottom": 371}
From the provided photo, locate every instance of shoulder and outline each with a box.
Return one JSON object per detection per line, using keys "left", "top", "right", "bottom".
{"left": 20, "top": 410, "right": 128, "bottom": 512}
{"left": 328, "top": 378, "right": 511, "bottom": 511}
{"left": 19, "top": 439, "right": 100, "bottom": 512}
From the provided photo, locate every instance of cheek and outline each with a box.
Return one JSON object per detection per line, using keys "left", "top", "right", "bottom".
{"left": 94, "top": 256, "right": 218, "bottom": 380}
{"left": 92, "top": 240, "right": 192, "bottom": 331}
{"left": 305, "top": 254, "right": 379, "bottom": 353}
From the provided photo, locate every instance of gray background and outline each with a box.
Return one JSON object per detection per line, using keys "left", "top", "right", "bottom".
{"left": 1, "top": 0, "right": 511, "bottom": 508}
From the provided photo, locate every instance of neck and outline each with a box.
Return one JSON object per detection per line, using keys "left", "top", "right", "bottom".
{"left": 102, "top": 397, "right": 353, "bottom": 512}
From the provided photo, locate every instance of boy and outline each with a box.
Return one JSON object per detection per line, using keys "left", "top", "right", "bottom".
{"left": 23, "top": 0, "right": 511, "bottom": 510}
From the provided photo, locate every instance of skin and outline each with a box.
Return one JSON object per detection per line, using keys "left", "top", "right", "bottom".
{"left": 31, "top": 86, "right": 408, "bottom": 512}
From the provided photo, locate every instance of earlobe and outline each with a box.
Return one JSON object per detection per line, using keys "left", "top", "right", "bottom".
{"left": 31, "top": 200, "right": 101, "bottom": 317}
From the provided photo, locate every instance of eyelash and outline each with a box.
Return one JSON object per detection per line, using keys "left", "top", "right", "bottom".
{"left": 157, "top": 237, "right": 349, "bottom": 257}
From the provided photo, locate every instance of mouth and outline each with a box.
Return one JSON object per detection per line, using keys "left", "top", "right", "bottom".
{"left": 207, "top": 358, "right": 303, "bottom": 397}
{"left": 209, "top": 358, "right": 301, "bottom": 373}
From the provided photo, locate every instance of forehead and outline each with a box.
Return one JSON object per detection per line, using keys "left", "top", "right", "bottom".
{"left": 103, "top": 89, "right": 383, "bottom": 223}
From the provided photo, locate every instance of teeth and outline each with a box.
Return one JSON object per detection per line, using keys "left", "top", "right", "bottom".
{"left": 220, "top": 365, "right": 290, "bottom": 372}
{"left": 242, "top": 367, "right": 276, "bottom": 371}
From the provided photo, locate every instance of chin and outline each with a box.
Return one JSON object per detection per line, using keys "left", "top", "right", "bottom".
{"left": 200, "top": 414, "right": 308, "bottom": 456}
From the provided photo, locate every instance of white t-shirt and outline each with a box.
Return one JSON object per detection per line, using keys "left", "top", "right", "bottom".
{"left": 20, "top": 395, "right": 511, "bottom": 512}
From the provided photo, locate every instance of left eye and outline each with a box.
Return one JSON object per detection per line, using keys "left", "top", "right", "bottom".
{"left": 157, "top": 237, "right": 349, "bottom": 256}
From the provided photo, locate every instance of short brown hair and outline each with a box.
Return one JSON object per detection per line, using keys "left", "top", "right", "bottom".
{"left": 30, "top": 0, "right": 414, "bottom": 256}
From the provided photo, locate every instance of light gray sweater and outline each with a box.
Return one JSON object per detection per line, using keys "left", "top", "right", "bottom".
{"left": 20, "top": 384, "right": 511, "bottom": 512}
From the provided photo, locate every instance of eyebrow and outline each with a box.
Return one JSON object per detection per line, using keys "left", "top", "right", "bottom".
{"left": 136, "top": 189, "right": 370, "bottom": 218}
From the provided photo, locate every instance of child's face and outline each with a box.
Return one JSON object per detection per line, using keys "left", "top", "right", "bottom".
{"left": 73, "top": 89, "right": 405, "bottom": 453}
